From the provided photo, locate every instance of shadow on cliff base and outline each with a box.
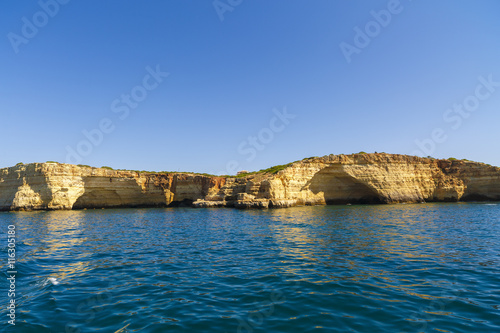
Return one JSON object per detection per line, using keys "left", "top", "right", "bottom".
{"left": 308, "top": 167, "right": 383, "bottom": 205}
{"left": 72, "top": 176, "right": 168, "bottom": 210}
{"left": 71, "top": 176, "right": 199, "bottom": 210}
{"left": 460, "top": 193, "right": 500, "bottom": 202}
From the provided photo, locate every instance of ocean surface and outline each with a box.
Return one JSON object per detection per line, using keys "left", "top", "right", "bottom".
{"left": 1, "top": 203, "right": 500, "bottom": 332}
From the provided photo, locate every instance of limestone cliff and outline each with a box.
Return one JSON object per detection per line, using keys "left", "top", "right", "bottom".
{"left": 1, "top": 154, "right": 499, "bottom": 211}
{"left": 0, "top": 163, "right": 225, "bottom": 211}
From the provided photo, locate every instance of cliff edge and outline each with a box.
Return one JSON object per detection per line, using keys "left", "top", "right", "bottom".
{"left": 1, "top": 153, "right": 499, "bottom": 211}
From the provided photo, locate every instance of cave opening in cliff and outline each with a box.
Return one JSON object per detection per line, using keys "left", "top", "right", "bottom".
{"left": 308, "top": 166, "right": 383, "bottom": 205}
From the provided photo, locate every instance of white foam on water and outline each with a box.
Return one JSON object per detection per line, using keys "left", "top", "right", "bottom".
{"left": 48, "top": 277, "right": 60, "bottom": 285}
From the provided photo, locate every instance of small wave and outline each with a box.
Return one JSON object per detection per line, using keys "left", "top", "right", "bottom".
{"left": 44, "top": 277, "right": 60, "bottom": 286}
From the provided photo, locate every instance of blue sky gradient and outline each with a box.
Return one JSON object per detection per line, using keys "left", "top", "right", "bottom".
{"left": 1, "top": 0, "right": 499, "bottom": 174}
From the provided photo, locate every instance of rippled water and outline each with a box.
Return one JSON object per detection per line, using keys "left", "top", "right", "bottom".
{"left": 1, "top": 203, "right": 500, "bottom": 332}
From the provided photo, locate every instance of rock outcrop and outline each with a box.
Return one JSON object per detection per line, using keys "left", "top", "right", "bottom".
{"left": 0, "top": 163, "right": 225, "bottom": 211}
{"left": 1, "top": 154, "right": 499, "bottom": 211}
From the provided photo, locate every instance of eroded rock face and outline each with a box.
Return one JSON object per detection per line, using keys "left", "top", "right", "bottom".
{"left": 0, "top": 154, "right": 499, "bottom": 211}
{"left": 261, "top": 154, "right": 470, "bottom": 205}
{"left": 0, "top": 163, "right": 225, "bottom": 211}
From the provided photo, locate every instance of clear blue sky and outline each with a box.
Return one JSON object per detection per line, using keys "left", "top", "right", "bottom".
{"left": 1, "top": 0, "right": 499, "bottom": 174}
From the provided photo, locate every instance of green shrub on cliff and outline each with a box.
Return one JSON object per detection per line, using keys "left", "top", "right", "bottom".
{"left": 16, "top": 162, "right": 23, "bottom": 166}
{"left": 234, "top": 172, "right": 251, "bottom": 178}
{"left": 263, "top": 163, "right": 293, "bottom": 174}
{"left": 236, "top": 162, "right": 294, "bottom": 177}
{"left": 101, "top": 166, "right": 114, "bottom": 170}
{"left": 46, "top": 161, "right": 59, "bottom": 164}
{"left": 448, "top": 157, "right": 458, "bottom": 161}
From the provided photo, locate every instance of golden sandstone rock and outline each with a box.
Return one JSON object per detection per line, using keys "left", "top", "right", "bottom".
{"left": 1, "top": 153, "right": 499, "bottom": 211}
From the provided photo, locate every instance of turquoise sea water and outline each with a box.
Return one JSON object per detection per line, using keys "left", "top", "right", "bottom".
{"left": 1, "top": 203, "right": 500, "bottom": 332}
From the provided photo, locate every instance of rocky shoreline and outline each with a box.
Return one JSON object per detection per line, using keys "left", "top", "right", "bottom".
{"left": 1, "top": 153, "right": 499, "bottom": 211}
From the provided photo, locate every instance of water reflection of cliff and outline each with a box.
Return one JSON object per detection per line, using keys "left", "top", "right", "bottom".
{"left": 20, "top": 211, "right": 91, "bottom": 280}
{"left": 264, "top": 205, "right": 456, "bottom": 301}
